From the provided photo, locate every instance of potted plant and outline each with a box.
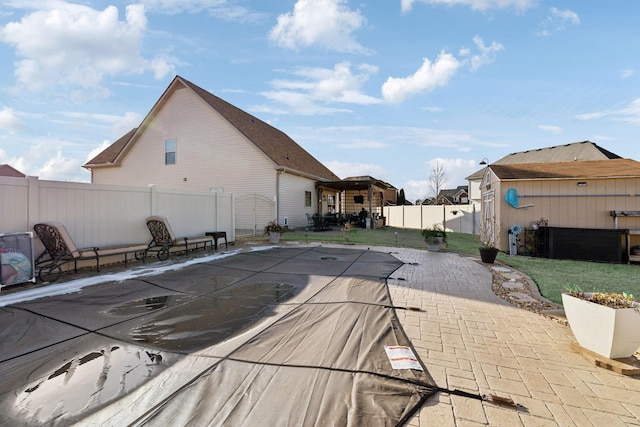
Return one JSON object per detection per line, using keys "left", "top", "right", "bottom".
{"left": 263, "top": 220, "right": 284, "bottom": 244}
{"left": 562, "top": 289, "right": 640, "bottom": 359}
{"left": 421, "top": 226, "right": 447, "bottom": 251}
{"left": 478, "top": 220, "right": 500, "bottom": 263}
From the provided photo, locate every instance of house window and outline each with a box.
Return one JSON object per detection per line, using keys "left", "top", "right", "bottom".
{"left": 165, "top": 139, "right": 176, "bottom": 165}
{"left": 305, "top": 191, "right": 312, "bottom": 207}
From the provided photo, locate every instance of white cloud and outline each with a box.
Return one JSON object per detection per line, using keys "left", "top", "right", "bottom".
{"left": 257, "top": 62, "right": 380, "bottom": 115}
{"left": 401, "top": 158, "right": 476, "bottom": 202}
{"left": 537, "top": 7, "right": 580, "bottom": 37}
{"left": 0, "top": 2, "right": 175, "bottom": 94}
{"left": 324, "top": 161, "right": 387, "bottom": 181}
{"left": 0, "top": 107, "right": 26, "bottom": 133}
{"left": 621, "top": 69, "right": 634, "bottom": 79}
{"left": 381, "top": 51, "right": 461, "bottom": 103}
{"left": 538, "top": 124, "right": 563, "bottom": 134}
{"left": 140, "top": 0, "right": 265, "bottom": 22}
{"left": 112, "top": 112, "right": 144, "bottom": 138}
{"left": 7, "top": 138, "right": 90, "bottom": 182}
{"left": 269, "top": 0, "right": 368, "bottom": 53}
{"left": 401, "top": 0, "right": 536, "bottom": 13}
{"left": 466, "top": 36, "right": 504, "bottom": 71}
{"left": 575, "top": 98, "right": 640, "bottom": 126}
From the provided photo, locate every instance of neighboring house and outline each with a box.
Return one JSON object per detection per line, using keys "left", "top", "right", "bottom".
{"left": 83, "top": 76, "right": 340, "bottom": 234}
{"left": 434, "top": 186, "right": 469, "bottom": 205}
{"left": 0, "top": 164, "right": 25, "bottom": 178}
{"left": 481, "top": 158, "right": 640, "bottom": 254}
{"left": 467, "top": 141, "right": 622, "bottom": 204}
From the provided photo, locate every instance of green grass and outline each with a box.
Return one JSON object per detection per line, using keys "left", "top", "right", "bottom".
{"left": 242, "top": 226, "right": 640, "bottom": 305}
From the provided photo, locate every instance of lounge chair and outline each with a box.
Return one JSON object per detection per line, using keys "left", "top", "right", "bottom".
{"left": 145, "top": 215, "right": 213, "bottom": 260}
{"left": 33, "top": 221, "right": 148, "bottom": 282}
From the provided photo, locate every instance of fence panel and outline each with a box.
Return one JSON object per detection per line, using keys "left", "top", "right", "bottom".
{"left": 0, "top": 177, "right": 29, "bottom": 233}
{"left": 384, "top": 204, "right": 479, "bottom": 233}
{"left": 0, "top": 177, "right": 235, "bottom": 254}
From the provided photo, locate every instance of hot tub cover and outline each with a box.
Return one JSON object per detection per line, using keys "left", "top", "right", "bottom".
{"left": 0, "top": 246, "right": 437, "bottom": 426}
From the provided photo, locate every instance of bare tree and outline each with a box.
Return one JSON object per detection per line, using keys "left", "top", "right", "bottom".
{"left": 427, "top": 161, "right": 447, "bottom": 203}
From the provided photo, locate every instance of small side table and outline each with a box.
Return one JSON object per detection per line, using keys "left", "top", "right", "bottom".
{"left": 205, "top": 231, "right": 228, "bottom": 250}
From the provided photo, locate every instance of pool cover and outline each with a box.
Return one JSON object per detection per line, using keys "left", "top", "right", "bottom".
{"left": 0, "top": 246, "right": 437, "bottom": 426}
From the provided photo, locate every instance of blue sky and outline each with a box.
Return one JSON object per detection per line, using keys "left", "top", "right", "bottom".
{"left": 1, "top": 0, "right": 639, "bottom": 202}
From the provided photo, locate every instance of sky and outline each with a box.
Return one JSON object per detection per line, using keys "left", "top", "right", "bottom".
{"left": 1, "top": 0, "right": 640, "bottom": 203}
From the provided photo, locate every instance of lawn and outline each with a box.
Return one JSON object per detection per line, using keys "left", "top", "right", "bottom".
{"left": 251, "top": 226, "right": 640, "bottom": 305}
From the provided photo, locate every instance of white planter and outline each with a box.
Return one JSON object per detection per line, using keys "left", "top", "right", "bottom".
{"left": 562, "top": 293, "right": 640, "bottom": 359}
{"left": 425, "top": 237, "right": 443, "bottom": 251}
{"left": 268, "top": 231, "right": 280, "bottom": 244}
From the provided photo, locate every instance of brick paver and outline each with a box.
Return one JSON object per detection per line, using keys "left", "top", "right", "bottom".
{"left": 340, "top": 245, "right": 640, "bottom": 426}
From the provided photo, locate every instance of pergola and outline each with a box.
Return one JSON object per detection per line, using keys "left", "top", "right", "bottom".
{"left": 317, "top": 176, "right": 395, "bottom": 226}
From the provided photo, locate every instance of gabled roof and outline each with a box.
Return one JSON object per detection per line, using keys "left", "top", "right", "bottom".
{"left": 490, "top": 158, "right": 640, "bottom": 180}
{"left": 0, "top": 164, "right": 25, "bottom": 177}
{"left": 84, "top": 76, "right": 339, "bottom": 181}
{"left": 495, "top": 140, "right": 621, "bottom": 164}
{"left": 466, "top": 141, "right": 622, "bottom": 180}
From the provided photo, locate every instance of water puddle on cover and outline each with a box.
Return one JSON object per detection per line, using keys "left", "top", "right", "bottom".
{"left": 129, "top": 282, "right": 298, "bottom": 352}
{"left": 14, "top": 344, "right": 174, "bottom": 425}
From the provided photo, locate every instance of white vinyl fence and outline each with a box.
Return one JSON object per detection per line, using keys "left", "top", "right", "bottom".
{"left": 383, "top": 204, "right": 479, "bottom": 234}
{"left": 0, "top": 176, "right": 234, "bottom": 255}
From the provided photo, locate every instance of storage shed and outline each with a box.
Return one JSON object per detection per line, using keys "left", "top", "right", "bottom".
{"left": 480, "top": 158, "right": 640, "bottom": 262}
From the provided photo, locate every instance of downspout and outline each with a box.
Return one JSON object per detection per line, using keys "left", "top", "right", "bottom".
{"left": 276, "top": 169, "right": 283, "bottom": 223}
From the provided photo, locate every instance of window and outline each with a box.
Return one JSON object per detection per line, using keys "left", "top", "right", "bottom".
{"left": 165, "top": 139, "right": 176, "bottom": 165}
{"left": 305, "top": 191, "right": 312, "bottom": 207}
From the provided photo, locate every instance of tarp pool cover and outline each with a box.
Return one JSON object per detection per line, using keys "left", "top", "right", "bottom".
{"left": 0, "top": 246, "right": 437, "bottom": 426}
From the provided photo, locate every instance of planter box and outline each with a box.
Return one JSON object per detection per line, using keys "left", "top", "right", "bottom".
{"left": 268, "top": 232, "right": 280, "bottom": 244}
{"left": 425, "top": 237, "right": 443, "bottom": 251}
{"left": 562, "top": 293, "right": 640, "bottom": 359}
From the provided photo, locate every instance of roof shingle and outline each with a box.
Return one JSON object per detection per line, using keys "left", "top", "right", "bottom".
{"left": 490, "top": 159, "right": 640, "bottom": 180}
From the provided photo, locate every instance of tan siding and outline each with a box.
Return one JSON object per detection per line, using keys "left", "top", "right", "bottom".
{"left": 495, "top": 177, "right": 640, "bottom": 251}
{"left": 278, "top": 173, "right": 316, "bottom": 230}
{"left": 93, "top": 87, "right": 276, "bottom": 198}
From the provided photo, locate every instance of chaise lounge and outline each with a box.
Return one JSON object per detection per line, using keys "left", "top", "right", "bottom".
{"left": 33, "top": 221, "right": 148, "bottom": 283}
{"left": 145, "top": 215, "right": 213, "bottom": 261}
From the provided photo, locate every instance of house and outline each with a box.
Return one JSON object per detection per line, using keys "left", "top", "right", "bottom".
{"left": 434, "top": 185, "right": 469, "bottom": 205}
{"left": 481, "top": 158, "right": 640, "bottom": 260}
{"left": 83, "top": 76, "right": 341, "bottom": 234}
{"left": 0, "top": 164, "right": 25, "bottom": 178}
{"left": 467, "top": 141, "right": 622, "bottom": 204}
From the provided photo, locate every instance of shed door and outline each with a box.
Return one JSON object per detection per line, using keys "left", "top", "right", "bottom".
{"left": 482, "top": 190, "right": 496, "bottom": 246}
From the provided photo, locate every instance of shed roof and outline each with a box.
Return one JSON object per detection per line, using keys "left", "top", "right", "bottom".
{"left": 84, "top": 76, "right": 339, "bottom": 182}
{"left": 490, "top": 158, "right": 640, "bottom": 180}
{"left": 466, "top": 141, "right": 622, "bottom": 180}
{"left": 495, "top": 140, "right": 621, "bottom": 164}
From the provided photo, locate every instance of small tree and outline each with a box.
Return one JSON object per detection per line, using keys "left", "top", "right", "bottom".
{"left": 427, "top": 161, "right": 447, "bottom": 203}
{"left": 397, "top": 188, "right": 406, "bottom": 205}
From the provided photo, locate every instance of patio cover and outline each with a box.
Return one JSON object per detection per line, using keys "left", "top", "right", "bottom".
{"left": 0, "top": 246, "right": 437, "bottom": 426}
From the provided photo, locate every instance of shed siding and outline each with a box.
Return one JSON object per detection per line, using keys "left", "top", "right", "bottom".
{"left": 92, "top": 86, "right": 276, "bottom": 198}
{"left": 495, "top": 177, "right": 640, "bottom": 250}
{"left": 278, "top": 173, "right": 316, "bottom": 230}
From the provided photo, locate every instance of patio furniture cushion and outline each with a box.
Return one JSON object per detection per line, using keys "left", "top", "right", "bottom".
{"left": 145, "top": 216, "right": 213, "bottom": 260}
{"left": 33, "top": 221, "right": 147, "bottom": 281}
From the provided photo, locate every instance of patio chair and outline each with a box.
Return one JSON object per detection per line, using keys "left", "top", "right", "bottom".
{"left": 33, "top": 221, "right": 148, "bottom": 283}
{"left": 145, "top": 216, "right": 213, "bottom": 260}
